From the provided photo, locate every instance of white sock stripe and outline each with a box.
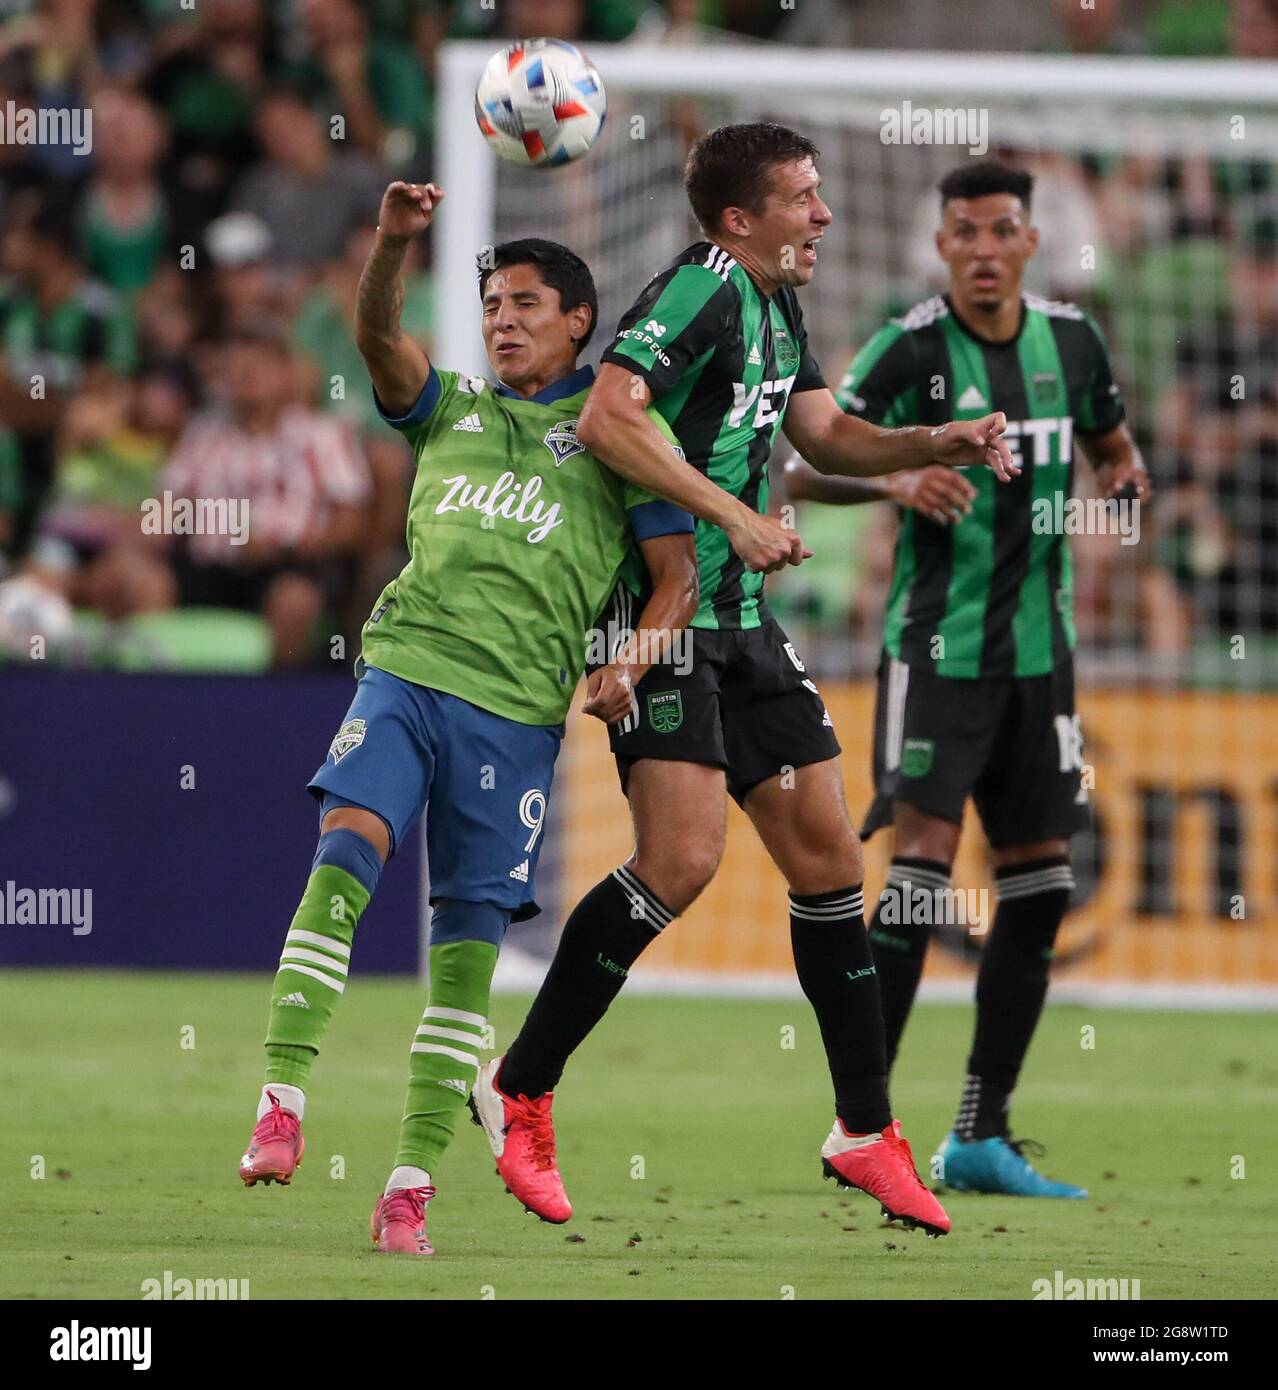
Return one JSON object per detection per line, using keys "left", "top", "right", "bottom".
{"left": 789, "top": 893, "right": 864, "bottom": 921}
{"left": 279, "top": 946, "right": 349, "bottom": 977}
{"left": 277, "top": 961, "right": 346, "bottom": 993}
{"left": 284, "top": 928, "right": 351, "bottom": 960}
{"left": 410, "top": 1042, "right": 480, "bottom": 1066}
{"left": 997, "top": 867, "right": 1075, "bottom": 899}
{"left": 885, "top": 866, "right": 951, "bottom": 892}
{"left": 422, "top": 1005, "right": 485, "bottom": 1027}
{"left": 611, "top": 867, "right": 673, "bottom": 927}
{"left": 414, "top": 1023, "right": 483, "bottom": 1047}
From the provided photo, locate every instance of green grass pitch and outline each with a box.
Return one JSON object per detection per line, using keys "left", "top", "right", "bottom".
{"left": 3, "top": 969, "right": 1275, "bottom": 1300}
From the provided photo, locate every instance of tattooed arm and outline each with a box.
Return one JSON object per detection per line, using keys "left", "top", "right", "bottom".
{"left": 355, "top": 181, "right": 439, "bottom": 416}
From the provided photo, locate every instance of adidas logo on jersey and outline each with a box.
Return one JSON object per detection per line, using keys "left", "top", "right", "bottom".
{"left": 508, "top": 859, "right": 529, "bottom": 883}
{"left": 747, "top": 343, "right": 763, "bottom": 366}
{"left": 278, "top": 992, "right": 310, "bottom": 1009}
{"left": 452, "top": 413, "right": 484, "bottom": 432}
{"left": 437, "top": 1077, "right": 469, "bottom": 1096}
{"left": 956, "top": 384, "right": 988, "bottom": 412}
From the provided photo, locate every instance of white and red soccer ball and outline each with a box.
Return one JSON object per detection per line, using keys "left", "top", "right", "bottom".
{"left": 474, "top": 39, "right": 607, "bottom": 168}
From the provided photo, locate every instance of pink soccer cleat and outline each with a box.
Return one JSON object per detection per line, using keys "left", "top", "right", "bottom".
{"left": 821, "top": 1118, "right": 952, "bottom": 1237}
{"left": 370, "top": 1185, "right": 436, "bottom": 1255}
{"left": 238, "top": 1090, "right": 305, "bottom": 1187}
{"left": 470, "top": 1057, "right": 573, "bottom": 1224}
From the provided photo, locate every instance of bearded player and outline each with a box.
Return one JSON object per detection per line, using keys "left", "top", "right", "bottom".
{"left": 786, "top": 159, "right": 1150, "bottom": 1197}
{"left": 235, "top": 181, "right": 703, "bottom": 1255}
{"left": 471, "top": 124, "right": 1020, "bottom": 1238}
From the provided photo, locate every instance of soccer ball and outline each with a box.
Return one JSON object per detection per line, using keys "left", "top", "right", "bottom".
{"left": 474, "top": 39, "right": 606, "bottom": 168}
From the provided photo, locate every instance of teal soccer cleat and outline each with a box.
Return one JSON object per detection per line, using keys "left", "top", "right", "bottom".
{"left": 937, "top": 1132, "right": 1087, "bottom": 1198}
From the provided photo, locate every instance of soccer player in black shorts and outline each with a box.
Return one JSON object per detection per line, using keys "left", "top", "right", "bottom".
{"left": 786, "top": 159, "right": 1151, "bottom": 1197}
{"left": 471, "top": 124, "right": 1021, "bottom": 1237}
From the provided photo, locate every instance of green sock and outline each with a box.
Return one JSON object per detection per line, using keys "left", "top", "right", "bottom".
{"left": 394, "top": 939, "right": 498, "bottom": 1172}
{"left": 263, "top": 864, "right": 369, "bottom": 1089}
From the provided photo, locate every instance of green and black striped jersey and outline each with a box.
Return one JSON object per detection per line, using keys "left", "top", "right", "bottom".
{"left": 601, "top": 241, "right": 826, "bottom": 630}
{"left": 837, "top": 293, "right": 1125, "bottom": 679}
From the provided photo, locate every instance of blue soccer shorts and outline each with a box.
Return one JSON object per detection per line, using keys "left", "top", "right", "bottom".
{"left": 308, "top": 664, "right": 564, "bottom": 921}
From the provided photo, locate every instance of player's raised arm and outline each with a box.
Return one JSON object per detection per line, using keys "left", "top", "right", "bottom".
{"left": 781, "top": 385, "right": 1019, "bottom": 483}
{"left": 582, "top": 531, "right": 699, "bottom": 725}
{"left": 579, "top": 364, "right": 806, "bottom": 573}
{"left": 354, "top": 181, "right": 439, "bottom": 416}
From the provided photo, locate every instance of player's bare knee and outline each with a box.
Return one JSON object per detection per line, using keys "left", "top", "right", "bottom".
{"left": 630, "top": 841, "right": 719, "bottom": 916}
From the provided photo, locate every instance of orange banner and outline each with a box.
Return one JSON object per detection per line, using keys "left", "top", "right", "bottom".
{"left": 559, "top": 684, "right": 1278, "bottom": 990}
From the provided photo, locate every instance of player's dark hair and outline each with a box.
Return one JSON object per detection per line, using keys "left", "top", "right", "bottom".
{"left": 684, "top": 122, "right": 820, "bottom": 236}
{"left": 477, "top": 238, "right": 598, "bottom": 351}
{"left": 939, "top": 159, "right": 1034, "bottom": 211}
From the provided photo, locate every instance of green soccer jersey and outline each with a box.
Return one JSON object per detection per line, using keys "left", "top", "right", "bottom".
{"left": 602, "top": 241, "right": 826, "bottom": 631}
{"left": 361, "top": 364, "right": 692, "bottom": 726}
{"left": 836, "top": 294, "right": 1126, "bottom": 679}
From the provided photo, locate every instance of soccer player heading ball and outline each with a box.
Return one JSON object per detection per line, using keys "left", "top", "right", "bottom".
{"left": 237, "top": 178, "right": 701, "bottom": 1254}
{"left": 475, "top": 124, "right": 1020, "bottom": 1239}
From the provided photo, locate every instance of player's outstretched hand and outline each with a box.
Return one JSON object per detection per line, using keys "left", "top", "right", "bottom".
{"left": 1096, "top": 454, "right": 1153, "bottom": 502}
{"left": 888, "top": 466, "right": 977, "bottom": 525}
{"left": 377, "top": 181, "right": 444, "bottom": 240}
{"left": 929, "top": 411, "right": 1019, "bottom": 482}
{"left": 727, "top": 509, "right": 812, "bottom": 574}
{"left": 582, "top": 663, "right": 636, "bottom": 725}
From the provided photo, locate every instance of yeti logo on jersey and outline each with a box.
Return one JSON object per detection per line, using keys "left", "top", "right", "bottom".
{"left": 900, "top": 738, "right": 934, "bottom": 779}
{"left": 729, "top": 375, "right": 797, "bottom": 431}
{"left": 543, "top": 420, "right": 585, "bottom": 466}
{"left": 329, "top": 718, "right": 366, "bottom": 763}
{"left": 647, "top": 690, "right": 683, "bottom": 733}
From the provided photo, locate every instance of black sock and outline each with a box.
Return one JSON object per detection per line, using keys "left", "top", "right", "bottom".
{"left": 956, "top": 856, "right": 1074, "bottom": 1140}
{"left": 499, "top": 866, "right": 672, "bottom": 1099}
{"left": 867, "top": 856, "right": 951, "bottom": 1070}
{"left": 789, "top": 885, "right": 891, "bottom": 1134}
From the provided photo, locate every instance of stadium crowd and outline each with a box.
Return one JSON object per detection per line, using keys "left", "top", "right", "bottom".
{"left": 0, "top": 0, "right": 1276, "bottom": 679}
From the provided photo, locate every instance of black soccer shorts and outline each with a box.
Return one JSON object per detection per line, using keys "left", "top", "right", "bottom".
{"left": 602, "top": 617, "right": 841, "bottom": 806}
{"left": 861, "top": 653, "right": 1091, "bottom": 848}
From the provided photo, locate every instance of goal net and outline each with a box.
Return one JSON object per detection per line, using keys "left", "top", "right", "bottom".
{"left": 434, "top": 42, "right": 1278, "bottom": 1007}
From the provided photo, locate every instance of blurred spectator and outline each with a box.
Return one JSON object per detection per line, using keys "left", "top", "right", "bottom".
{"left": 283, "top": 0, "right": 429, "bottom": 167}
{"left": 162, "top": 322, "right": 372, "bottom": 667}
{"left": 0, "top": 189, "right": 134, "bottom": 557}
{"left": 76, "top": 87, "right": 171, "bottom": 296}
{"left": 141, "top": 0, "right": 274, "bottom": 248}
{"left": 231, "top": 88, "right": 386, "bottom": 274}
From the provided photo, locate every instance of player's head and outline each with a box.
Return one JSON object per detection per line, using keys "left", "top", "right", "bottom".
{"left": 476, "top": 239, "right": 597, "bottom": 392}
{"left": 684, "top": 123, "right": 831, "bottom": 291}
{"left": 935, "top": 159, "right": 1038, "bottom": 313}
